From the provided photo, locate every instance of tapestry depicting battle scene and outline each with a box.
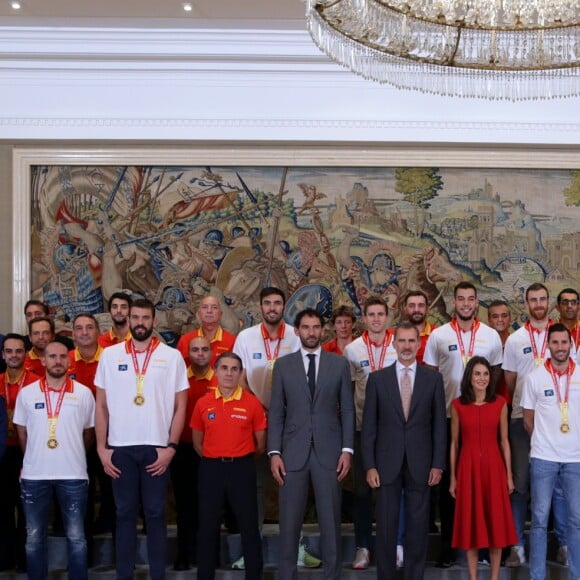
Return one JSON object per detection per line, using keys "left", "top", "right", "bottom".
{"left": 30, "top": 165, "right": 580, "bottom": 344}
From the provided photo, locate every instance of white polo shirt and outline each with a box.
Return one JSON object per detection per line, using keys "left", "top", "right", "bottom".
{"left": 503, "top": 324, "right": 551, "bottom": 419}
{"left": 233, "top": 323, "right": 300, "bottom": 409}
{"left": 94, "top": 340, "right": 188, "bottom": 447}
{"left": 343, "top": 332, "right": 397, "bottom": 430}
{"left": 521, "top": 361, "right": 580, "bottom": 462}
{"left": 13, "top": 379, "right": 95, "bottom": 480}
{"left": 423, "top": 320, "right": 503, "bottom": 416}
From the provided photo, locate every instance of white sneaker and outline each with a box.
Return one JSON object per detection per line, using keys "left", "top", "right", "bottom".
{"left": 396, "top": 545, "right": 404, "bottom": 569}
{"left": 231, "top": 555, "right": 245, "bottom": 570}
{"left": 505, "top": 545, "right": 526, "bottom": 567}
{"left": 557, "top": 545, "right": 568, "bottom": 566}
{"left": 297, "top": 543, "right": 321, "bottom": 568}
{"left": 352, "top": 547, "right": 370, "bottom": 570}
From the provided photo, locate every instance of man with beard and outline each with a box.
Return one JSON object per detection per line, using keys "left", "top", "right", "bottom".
{"left": 424, "top": 281, "right": 503, "bottom": 567}
{"left": 522, "top": 323, "right": 580, "bottom": 580}
{"left": 171, "top": 335, "right": 217, "bottom": 571}
{"left": 25, "top": 318, "right": 55, "bottom": 378}
{"left": 362, "top": 322, "right": 446, "bottom": 580}
{"left": 502, "top": 283, "right": 562, "bottom": 567}
{"left": 177, "top": 294, "right": 235, "bottom": 366}
{"left": 13, "top": 341, "right": 95, "bottom": 579}
{"left": 98, "top": 293, "right": 132, "bottom": 349}
{"left": 95, "top": 298, "right": 188, "bottom": 580}
{"left": 343, "top": 296, "right": 397, "bottom": 569}
{"left": 0, "top": 333, "right": 38, "bottom": 572}
{"left": 402, "top": 291, "right": 437, "bottom": 365}
{"left": 268, "top": 308, "right": 354, "bottom": 580}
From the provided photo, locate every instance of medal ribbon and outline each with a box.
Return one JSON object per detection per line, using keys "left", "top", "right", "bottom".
{"left": 572, "top": 323, "right": 580, "bottom": 351}
{"left": 545, "top": 358, "right": 575, "bottom": 429}
{"left": 362, "top": 329, "right": 393, "bottom": 372}
{"left": 260, "top": 322, "right": 285, "bottom": 363}
{"left": 127, "top": 337, "right": 160, "bottom": 401}
{"left": 41, "top": 377, "right": 71, "bottom": 441}
{"left": 525, "top": 320, "right": 550, "bottom": 365}
{"left": 451, "top": 317, "right": 480, "bottom": 366}
{"left": 4, "top": 370, "right": 27, "bottom": 437}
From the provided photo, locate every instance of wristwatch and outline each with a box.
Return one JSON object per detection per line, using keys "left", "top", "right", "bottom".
{"left": 167, "top": 442, "right": 178, "bottom": 451}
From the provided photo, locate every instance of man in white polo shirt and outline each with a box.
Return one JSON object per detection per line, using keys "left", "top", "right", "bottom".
{"left": 95, "top": 298, "right": 188, "bottom": 580}
{"left": 522, "top": 323, "right": 580, "bottom": 580}
{"left": 13, "top": 341, "right": 95, "bottom": 580}
{"left": 424, "top": 281, "right": 503, "bottom": 567}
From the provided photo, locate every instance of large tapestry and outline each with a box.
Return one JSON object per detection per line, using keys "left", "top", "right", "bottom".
{"left": 30, "top": 165, "right": 580, "bottom": 343}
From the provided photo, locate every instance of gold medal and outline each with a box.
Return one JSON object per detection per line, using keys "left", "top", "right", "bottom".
{"left": 134, "top": 395, "right": 145, "bottom": 406}
{"left": 535, "top": 357, "right": 543, "bottom": 367}
{"left": 561, "top": 423, "right": 571, "bottom": 434}
{"left": 47, "top": 438, "right": 59, "bottom": 449}
{"left": 462, "top": 355, "right": 470, "bottom": 366}
{"left": 268, "top": 359, "right": 275, "bottom": 371}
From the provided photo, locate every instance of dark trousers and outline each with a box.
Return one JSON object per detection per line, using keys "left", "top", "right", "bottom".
{"left": 111, "top": 446, "right": 170, "bottom": 580}
{"left": 0, "top": 446, "right": 26, "bottom": 570}
{"left": 197, "top": 454, "right": 262, "bottom": 580}
{"left": 375, "top": 458, "right": 431, "bottom": 580}
{"left": 437, "top": 419, "right": 455, "bottom": 554}
{"left": 170, "top": 442, "right": 200, "bottom": 564}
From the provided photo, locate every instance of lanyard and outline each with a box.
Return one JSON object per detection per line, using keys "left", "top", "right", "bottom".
{"left": 126, "top": 337, "right": 159, "bottom": 405}
{"left": 261, "top": 322, "right": 285, "bottom": 369}
{"left": 525, "top": 320, "right": 550, "bottom": 367}
{"left": 41, "top": 377, "right": 71, "bottom": 448}
{"left": 362, "top": 329, "right": 393, "bottom": 372}
{"left": 3, "top": 369, "right": 26, "bottom": 409}
{"left": 545, "top": 358, "right": 575, "bottom": 433}
{"left": 451, "top": 317, "right": 480, "bottom": 366}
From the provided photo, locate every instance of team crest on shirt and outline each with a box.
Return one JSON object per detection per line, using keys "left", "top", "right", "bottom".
{"left": 360, "top": 360, "right": 370, "bottom": 367}
{"left": 69, "top": 373, "right": 77, "bottom": 379}
{"left": 544, "top": 389, "right": 554, "bottom": 397}
{"left": 118, "top": 364, "right": 128, "bottom": 371}
{"left": 35, "top": 402, "right": 45, "bottom": 409}
{"left": 523, "top": 347, "right": 532, "bottom": 355}
{"left": 252, "top": 353, "right": 262, "bottom": 359}
{"left": 208, "top": 412, "right": 216, "bottom": 420}
{"left": 448, "top": 344, "right": 458, "bottom": 351}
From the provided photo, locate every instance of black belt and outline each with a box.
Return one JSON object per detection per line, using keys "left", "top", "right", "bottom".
{"left": 204, "top": 453, "right": 253, "bottom": 462}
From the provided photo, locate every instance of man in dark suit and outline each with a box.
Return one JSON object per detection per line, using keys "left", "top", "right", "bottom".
{"left": 268, "top": 308, "right": 355, "bottom": 580}
{"left": 362, "top": 322, "right": 446, "bottom": 580}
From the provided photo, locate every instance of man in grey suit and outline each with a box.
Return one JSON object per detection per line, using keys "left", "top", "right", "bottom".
{"left": 362, "top": 322, "right": 446, "bottom": 580}
{"left": 268, "top": 308, "right": 355, "bottom": 580}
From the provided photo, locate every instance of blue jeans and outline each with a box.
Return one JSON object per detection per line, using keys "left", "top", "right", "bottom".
{"left": 510, "top": 418, "right": 530, "bottom": 547}
{"left": 111, "top": 445, "right": 170, "bottom": 580}
{"left": 552, "top": 476, "right": 567, "bottom": 547}
{"left": 529, "top": 458, "right": 580, "bottom": 580}
{"left": 21, "top": 479, "right": 88, "bottom": 580}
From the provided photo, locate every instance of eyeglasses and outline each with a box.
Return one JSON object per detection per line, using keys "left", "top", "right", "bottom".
{"left": 559, "top": 299, "right": 579, "bottom": 306}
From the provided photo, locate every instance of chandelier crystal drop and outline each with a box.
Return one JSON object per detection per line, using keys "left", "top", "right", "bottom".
{"left": 306, "top": 0, "right": 580, "bottom": 100}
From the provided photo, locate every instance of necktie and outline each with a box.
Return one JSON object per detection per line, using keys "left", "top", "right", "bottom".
{"left": 401, "top": 367, "right": 412, "bottom": 421}
{"left": 307, "top": 353, "right": 316, "bottom": 397}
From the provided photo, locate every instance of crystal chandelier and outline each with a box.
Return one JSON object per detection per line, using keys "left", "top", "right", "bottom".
{"left": 306, "top": 0, "right": 580, "bottom": 100}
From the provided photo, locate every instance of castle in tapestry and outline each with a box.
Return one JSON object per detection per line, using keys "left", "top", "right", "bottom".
{"left": 30, "top": 165, "right": 580, "bottom": 343}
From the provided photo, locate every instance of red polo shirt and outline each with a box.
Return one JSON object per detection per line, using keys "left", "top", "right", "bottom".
{"left": 0, "top": 369, "right": 39, "bottom": 446}
{"left": 177, "top": 326, "right": 236, "bottom": 366}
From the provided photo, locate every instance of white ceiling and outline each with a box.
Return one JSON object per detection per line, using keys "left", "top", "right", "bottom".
{"left": 0, "top": 0, "right": 305, "bottom": 26}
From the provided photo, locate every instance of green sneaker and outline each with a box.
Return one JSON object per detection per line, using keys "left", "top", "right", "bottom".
{"left": 231, "top": 555, "right": 245, "bottom": 570}
{"left": 297, "top": 543, "right": 322, "bottom": 568}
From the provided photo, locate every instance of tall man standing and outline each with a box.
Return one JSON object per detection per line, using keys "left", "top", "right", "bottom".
{"left": 424, "top": 281, "right": 503, "bottom": 567}
{"left": 13, "top": 341, "right": 95, "bottom": 580}
{"left": 0, "top": 333, "right": 38, "bottom": 572}
{"left": 362, "top": 322, "right": 446, "bottom": 580}
{"left": 268, "top": 308, "right": 355, "bottom": 580}
{"left": 502, "top": 283, "right": 553, "bottom": 567}
{"left": 98, "top": 292, "right": 132, "bottom": 349}
{"left": 401, "top": 291, "right": 437, "bottom": 365}
{"left": 522, "top": 323, "right": 580, "bottom": 580}
{"left": 95, "top": 298, "right": 188, "bottom": 580}
{"left": 343, "top": 295, "right": 397, "bottom": 569}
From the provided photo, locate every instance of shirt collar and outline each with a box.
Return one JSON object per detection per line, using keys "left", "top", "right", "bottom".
{"left": 300, "top": 347, "right": 322, "bottom": 358}
{"left": 214, "top": 384, "right": 243, "bottom": 402}
{"left": 187, "top": 366, "right": 215, "bottom": 381}
{"left": 74, "top": 344, "right": 103, "bottom": 363}
{"left": 397, "top": 361, "right": 417, "bottom": 374}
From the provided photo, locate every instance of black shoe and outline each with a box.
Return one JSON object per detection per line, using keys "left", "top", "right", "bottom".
{"left": 173, "top": 559, "right": 191, "bottom": 571}
{"left": 436, "top": 548, "right": 456, "bottom": 568}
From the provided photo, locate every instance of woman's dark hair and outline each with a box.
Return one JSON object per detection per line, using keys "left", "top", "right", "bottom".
{"left": 459, "top": 355, "right": 496, "bottom": 404}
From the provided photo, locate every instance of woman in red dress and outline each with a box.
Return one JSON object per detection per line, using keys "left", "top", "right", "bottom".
{"left": 449, "top": 355, "right": 517, "bottom": 580}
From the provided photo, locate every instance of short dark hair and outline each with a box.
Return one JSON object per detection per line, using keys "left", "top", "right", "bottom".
{"left": 488, "top": 299, "right": 510, "bottom": 310}
{"left": 454, "top": 281, "right": 477, "bottom": 297}
{"left": 403, "top": 290, "right": 428, "bottom": 306}
{"left": 557, "top": 288, "right": 579, "bottom": 303}
{"left": 130, "top": 298, "right": 156, "bottom": 317}
{"left": 330, "top": 305, "right": 356, "bottom": 325}
{"left": 72, "top": 313, "right": 99, "bottom": 328}
{"left": 24, "top": 299, "right": 49, "bottom": 316}
{"left": 548, "top": 322, "right": 571, "bottom": 341}
{"left": 28, "top": 316, "right": 55, "bottom": 336}
{"left": 525, "top": 283, "right": 549, "bottom": 301}
{"left": 108, "top": 292, "right": 133, "bottom": 312}
{"left": 459, "top": 356, "right": 495, "bottom": 404}
{"left": 214, "top": 351, "right": 243, "bottom": 371}
{"left": 394, "top": 321, "right": 419, "bottom": 340}
{"left": 260, "top": 287, "right": 286, "bottom": 305}
{"left": 2, "top": 333, "right": 26, "bottom": 350}
{"left": 363, "top": 295, "right": 388, "bottom": 316}
{"left": 294, "top": 308, "right": 324, "bottom": 328}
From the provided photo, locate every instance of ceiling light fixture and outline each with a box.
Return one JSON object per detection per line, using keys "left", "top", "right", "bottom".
{"left": 306, "top": 0, "right": 580, "bottom": 101}
{"left": 10, "top": 1, "right": 21, "bottom": 9}
{"left": 182, "top": 2, "right": 193, "bottom": 12}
